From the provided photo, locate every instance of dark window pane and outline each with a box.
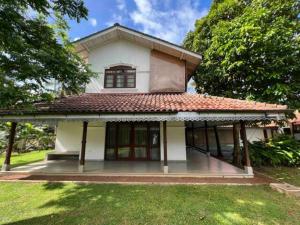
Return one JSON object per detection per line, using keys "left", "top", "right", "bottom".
{"left": 127, "top": 82, "right": 135, "bottom": 88}
{"left": 135, "top": 147, "right": 147, "bottom": 158}
{"left": 106, "top": 125, "right": 116, "bottom": 147}
{"left": 151, "top": 147, "right": 160, "bottom": 160}
{"left": 118, "top": 124, "right": 131, "bottom": 145}
{"left": 135, "top": 125, "right": 147, "bottom": 145}
{"left": 149, "top": 127, "right": 159, "bottom": 146}
{"left": 106, "top": 148, "right": 115, "bottom": 160}
{"left": 116, "top": 75, "right": 125, "bottom": 88}
{"left": 105, "top": 74, "right": 114, "bottom": 87}
{"left": 118, "top": 147, "right": 130, "bottom": 158}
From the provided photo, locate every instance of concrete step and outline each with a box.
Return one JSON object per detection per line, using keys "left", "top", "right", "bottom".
{"left": 47, "top": 151, "right": 79, "bottom": 160}
{"left": 270, "top": 183, "right": 300, "bottom": 197}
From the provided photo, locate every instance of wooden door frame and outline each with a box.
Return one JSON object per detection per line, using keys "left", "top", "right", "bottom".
{"left": 105, "top": 122, "right": 160, "bottom": 161}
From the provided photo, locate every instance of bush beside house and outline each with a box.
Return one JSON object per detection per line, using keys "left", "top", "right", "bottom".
{"left": 250, "top": 135, "right": 300, "bottom": 167}
{"left": 0, "top": 123, "right": 55, "bottom": 154}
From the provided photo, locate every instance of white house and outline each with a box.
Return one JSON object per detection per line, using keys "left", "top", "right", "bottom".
{"left": 0, "top": 24, "right": 289, "bottom": 176}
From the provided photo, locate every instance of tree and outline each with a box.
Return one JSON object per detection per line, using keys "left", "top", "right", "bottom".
{"left": 184, "top": 0, "right": 300, "bottom": 109}
{"left": 0, "top": 0, "right": 94, "bottom": 109}
{"left": 0, "top": 122, "right": 55, "bottom": 153}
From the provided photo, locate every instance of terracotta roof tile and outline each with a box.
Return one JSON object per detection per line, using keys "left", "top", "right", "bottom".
{"left": 27, "top": 93, "right": 288, "bottom": 114}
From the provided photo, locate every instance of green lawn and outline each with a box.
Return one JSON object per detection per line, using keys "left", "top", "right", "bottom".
{"left": 0, "top": 183, "right": 299, "bottom": 225}
{"left": 256, "top": 166, "right": 300, "bottom": 187}
{"left": 0, "top": 150, "right": 52, "bottom": 168}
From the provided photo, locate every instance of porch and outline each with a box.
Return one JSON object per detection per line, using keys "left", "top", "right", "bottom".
{"left": 9, "top": 149, "right": 249, "bottom": 177}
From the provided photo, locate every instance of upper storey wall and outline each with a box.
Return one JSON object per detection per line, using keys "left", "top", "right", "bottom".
{"left": 150, "top": 50, "right": 185, "bottom": 93}
{"left": 86, "top": 39, "right": 151, "bottom": 93}
{"left": 85, "top": 39, "right": 186, "bottom": 93}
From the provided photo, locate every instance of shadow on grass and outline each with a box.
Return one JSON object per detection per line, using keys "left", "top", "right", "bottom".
{"left": 10, "top": 159, "right": 46, "bottom": 169}
{"left": 42, "top": 182, "right": 66, "bottom": 190}
{"left": 4, "top": 183, "right": 300, "bottom": 225}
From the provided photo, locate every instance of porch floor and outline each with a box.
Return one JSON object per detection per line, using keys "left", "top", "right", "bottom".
{"left": 9, "top": 150, "right": 249, "bottom": 177}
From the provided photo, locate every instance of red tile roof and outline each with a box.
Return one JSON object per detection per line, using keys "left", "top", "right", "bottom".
{"left": 28, "top": 93, "right": 287, "bottom": 114}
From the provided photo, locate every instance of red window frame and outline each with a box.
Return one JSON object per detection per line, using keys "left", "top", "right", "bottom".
{"left": 104, "top": 65, "right": 136, "bottom": 88}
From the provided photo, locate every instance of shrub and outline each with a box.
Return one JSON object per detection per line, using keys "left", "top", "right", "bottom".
{"left": 249, "top": 135, "right": 300, "bottom": 167}
{"left": 0, "top": 123, "right": 55, "bottom": 154}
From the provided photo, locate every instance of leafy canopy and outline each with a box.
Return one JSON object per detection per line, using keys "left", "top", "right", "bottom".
{"left": 0, "top": 0, "right": 94, "bottom": 108}
{"left": 184, "top": 0, "right": 300, "bottom": 109}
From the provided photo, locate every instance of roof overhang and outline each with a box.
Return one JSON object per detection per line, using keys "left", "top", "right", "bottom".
{"left": 73, "top": 24, "right": 202, "bottom": 73}
{"left": 0, "top": 112, "right": 286, "bottom": 124}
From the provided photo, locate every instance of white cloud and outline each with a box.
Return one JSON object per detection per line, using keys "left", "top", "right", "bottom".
{"left": 89, "top": 18, "right": 98, "bottom": 27}
{"left": 106, "top": 14, "right": 124, "bottom": 27}
{"left": 129, "top": 0, "right": 208, "bottom": 44}
{"left": 106, "top": 0, "right": 127, "bottom": 26}
{"left": 116, "top": 0, "right": 126, "bottom": 11}
{"left": 73, "top": 37, "right": 80, "bottom": 41}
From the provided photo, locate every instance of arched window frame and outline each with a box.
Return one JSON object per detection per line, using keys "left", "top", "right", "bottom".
{"left": 104, "top": 65, "right": 136, "bottom": 88}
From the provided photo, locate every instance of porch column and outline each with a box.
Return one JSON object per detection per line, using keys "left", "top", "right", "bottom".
{"left": 191, "top": 122, "right": 195, "bottom": 147}
{"left": 1, "top": 122, "right": 17, "bottom": 171}
{"left": 204, "top": 121, "right": 210, "bottom": 156}
{"left": 163, "top": 121, "right": 168, "bottom": 174}
{"left": 240, "top": 121, "right": 253, "bottom": 175}
{"left": 232, "top": 123, "right": 241, "bottom": 166}
{"left": 263, "top": 128, "right": 268, "bottom": 142}
{"left": 213, "top": 126, "right": 223, "bottom": 157}
{"left": 79, "top": 121, "right": 88, "bottom": 172}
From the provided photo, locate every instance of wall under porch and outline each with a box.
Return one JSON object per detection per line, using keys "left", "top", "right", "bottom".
{"left": 55, "top": 121, "right": 106, "bottom": 160}
{"left": 54, "top": 121, "right": 187, "bottom": 161}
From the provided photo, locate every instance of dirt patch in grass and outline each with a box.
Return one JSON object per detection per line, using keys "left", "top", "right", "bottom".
{"left": 0, "top": 173, "right": 274, "bottom": 184}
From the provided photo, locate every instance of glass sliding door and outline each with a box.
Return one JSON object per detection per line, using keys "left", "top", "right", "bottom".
{"left": 105, "top": 124, "right": 116, "bottom": 160}
{"left": 149, "top": 126, "right": 160, "bottom": 160}
{"left": 134, "top": 124, "right": 148, "bottom": 159}
{"left": 117, "top": 123, "right": 131, "bottom": 159}
{"left": 105, "top": 122, "right": 160, "bottom": 161}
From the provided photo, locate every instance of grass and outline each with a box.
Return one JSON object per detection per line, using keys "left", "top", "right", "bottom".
{"left": 0, "top": 150, "right": 52, "bottom": 168}
{"left": 256, "top": 166, "right": 300, "bottom": 187}
{"left": 0, "top": 182, "right": 299, "bottom": 225}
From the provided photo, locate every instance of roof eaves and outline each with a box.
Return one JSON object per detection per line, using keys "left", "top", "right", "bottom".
{"left": 72, "top": 23, "right": 202, "bottom": 60}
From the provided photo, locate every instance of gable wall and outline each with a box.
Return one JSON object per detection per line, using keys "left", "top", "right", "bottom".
{"left": 86, "top": 39, "right": 151, "bottom": 93}
{"left": 85, "top": 39, "right": 186, "bottom": 93}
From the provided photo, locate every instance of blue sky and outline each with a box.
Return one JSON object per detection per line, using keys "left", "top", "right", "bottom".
{"left": 67, "top": 0, "right": 212, "bottom": 45}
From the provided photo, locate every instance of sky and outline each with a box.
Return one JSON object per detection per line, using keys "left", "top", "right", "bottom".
{"left": 67, "top": 0, "right": 212, "bottom": 45}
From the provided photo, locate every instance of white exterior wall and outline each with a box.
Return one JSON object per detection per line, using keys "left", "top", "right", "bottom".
{"left": 160, "top": 121, "right": 186, "bottom": 161}
{"left": 86, "top": 39, "right": 151, "bottom": 93}
{"left": 246, "top": 128, "right": 266, "bottom": 142}
{"left": 55, "top": 121, "right": 106, "bottom": 160}
{"left": 55, "top": 122, "right": 82, "bottom": 153}
{"left": 294, "top": 133, "right": 300, "bottom": 140}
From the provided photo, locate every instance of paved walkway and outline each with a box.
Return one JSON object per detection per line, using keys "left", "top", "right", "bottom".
{"left": 9, "top": 150, "right": 249, "bottom": 177}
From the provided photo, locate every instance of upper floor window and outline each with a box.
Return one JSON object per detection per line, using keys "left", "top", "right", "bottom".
{"left": 104, "top": 66, "right": 136, "bottom": 88}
